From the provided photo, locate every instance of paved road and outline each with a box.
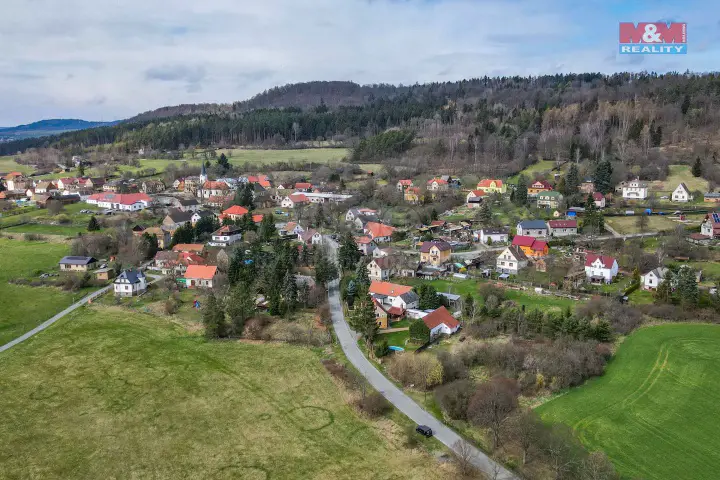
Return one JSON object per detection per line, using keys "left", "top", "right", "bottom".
{"left": 0, "top": 265, "right": 163, "bottom": 355}
{"left": 325, "top": 238, "right": 517, "bottom": 479}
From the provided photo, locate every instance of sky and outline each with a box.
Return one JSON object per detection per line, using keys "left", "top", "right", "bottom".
{"left": 1, "top": 0, "right": 718, "bottom": 125}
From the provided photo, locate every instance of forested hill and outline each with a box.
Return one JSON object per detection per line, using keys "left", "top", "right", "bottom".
{"left": 0, "top": 119, "right": 116, "bottom": 142}
{"left": 4, "top": 73, "right": 720, "bottom": 180}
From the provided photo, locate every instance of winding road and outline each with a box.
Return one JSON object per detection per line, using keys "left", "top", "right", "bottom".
{"left": 325, "top": 237, "right": 517, "bottom": 480}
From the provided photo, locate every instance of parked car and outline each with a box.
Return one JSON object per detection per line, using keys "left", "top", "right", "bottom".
{"left": 416, "top": 425, "right": 433, "bottom": 437}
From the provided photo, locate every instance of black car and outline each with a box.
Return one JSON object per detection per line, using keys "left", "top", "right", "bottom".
{"left": 416, "top": 425, "right": 433, "bottom": 437}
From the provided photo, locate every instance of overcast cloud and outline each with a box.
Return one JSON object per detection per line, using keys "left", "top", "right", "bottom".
{"left": 0, "top": 0, "right": 717, "bottom": 125}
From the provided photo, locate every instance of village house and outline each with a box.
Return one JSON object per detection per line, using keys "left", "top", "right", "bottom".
{"left": 580, "top": 179, "right": 595, "bottom": 194}
{"left": 511, "top": 235, "right": 548, "bottom": 258}
{"left": 367, "top": 257, "right": 393, "bottom": 281}
{"left": 302, "top": 192, "right": 353, "bottom": 204}
{"left": 404, "top": 186, "right": 422, "bottom": 204}
{"left": 641, "top": 267, "right": 669, "bottom": 291}
{"left": 466, "top": 190, "right": 486, "bottom": 208}
{"left": 222, "top": 205, "right": 249, "bottom": 221}
{"left": 396, "top": 179, "right": 413, "bottom": 191}
{"left": 34, "top": 181, "right": 57, "bottom": 194}
{"left": 547, "top": 219, "right": 578, "bottom": 237}
{"left": 281, "top": 193, "right": 309, "bottom": 208}
{"left": 704, "top": 192, "right": 720, "bottom": 203}
{"left": 369, "top": 281, "right": 419, "bottom": 310}
{"left": 86, "top": 192, "right": 151, "bottom": 211}
{"left": 191, "top": 210, "right": 215, "bottom": 226}
{"left": 496, "top": 246, "right": 528, "bottom": 274}
{"left": 184, "top": 265, "right": 218, "bottom": 289}
{"left": 197, "top": 181, "right": 230, "bottom": 199}
{"left": 163, "top": 209, "right": 193, "bottom": 230}
{"left": 537, "top": 191, "right": 563, "bottom": 209}
{"left": 281, "top": 222, "right": 304, "bottom": 236}
{"left": 82, "top": 178, "right": 106, "bottom": 191}
{"left": 143, "top": 226, "right": 172, "bottom": 249}
{"left": 476, "top": 179, "right": 506, "bottom": 194}
{"left": 427, "top": 178, "right": 449, "bottom": 192}
{"left": 142, "top": 180, "right": 165, "bottom": 194}
{"left": 176, "top": 196, "right": 201, "bottom": 212}
{"left": 365, "top": 222, "right": 396, "bottom": 243}
{"left": 114, "top": 269, "right": 147, "bottom": 297}
{"left": 294, "top": 182, "right": 313, "bottom": 192}
{"left": 56, "top": 177, "right": 77, "bottom": 191}
{"left": 622, "top": 179, "right": 648, "bottom": 200}
{"left": 59, "top": 256, "right": 97, "bottom": 272}
{"left": 209, "top": 225, "right": 242, "bottom": 247}
{"left": 672, "top": 183, "right": 692, "bottom": 202}
{"left": 592, "top": 192, "right": 606, "bottom": 208}
{"left": 528, "top": 180, "right": 553, "bottom": 196}
{"left": 476, "top": 228, "right": 509, "bottom": 245}
{"left": 244, "top": 175, "right": 272, "bottom": 188}
{"left": 172, "top": 243, "right": 205, "bottom": 254}
{"left": 584, "top": 254, "right": 619, "bottom": 284}
{"left": 422, "top": 306, "right": 461, "bottom": 338}
{"left": 346, "top": 207, "right": 378, "bottom": 223}
{"left": 355, "top": 236, "right": 377, "bottom": 256}
{"left": 516, "top": 220, "right": 548, "bottom": 238}
{"left": 351, "top": 214, "right": 376, "bottom": 231}
{"left": 419, "top": 240, "right": 452, "bottom": 267}
{"left": 206, "top": 194, "right": 233, "bottom": 208}
{"left": 299, "top": 229, "right": 323, "bottom": 245}
{"left": 3, "top": 172, "right": 25, "bottom": 191}
{"left": 701, "top": 212, "right": 720, "bottom": 238}
{"left": 94, "top": 268, "right": 115, "bottom": 282}
{"left": 373, "top": 299, "right": 405, "bottom": 329}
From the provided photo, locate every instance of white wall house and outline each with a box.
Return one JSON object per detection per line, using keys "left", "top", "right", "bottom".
{"left": 496, "top": 246, "right": 528, "bottom": 274}
{"left": 584, "top": 254, "right": 619, "bottom": 283}
{"left": 113, "top": 269, "right": 148, "bottom": 297}
{"left": 209, "top": 225, "right": 242, "bottom": 247}
{"left": 422, "top": 306, "right": 461, "bottom": 338}
{"left": 367, "top": 257, "right": 393, "bottom": 282}
{"left": 476, "top": 228, "right": 509, "bottom": 245}
{"left": 368, "top": 281, "right": 419, "bottom": 310}
{"left": 641, "top": 267, "right": 669, "bottom": 290}
{"left": 87, "top": 193, "right": 151, "bottom": 211}
{"left": 516, "top": 220, "right": 548, "bottom": 238}
{"left": 622, "top": 179, "right": 648, "bottom": 200}
{"left": 672, "top": 183, "right": 691, "bottom": 202}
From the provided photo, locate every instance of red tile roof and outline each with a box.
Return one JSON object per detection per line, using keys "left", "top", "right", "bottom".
{"left": 203, "top": 181, "right": 229, "bottom": 190}
{"left": 369, "top": 281, "right": 413, "bottom": 297}
{"left": 468, "top": 190, "right": 486, "bottom": 198}
{"left": 585, "top": 254, "right": 617, "bottom": 268}
{"left": 398, "top": 179, "right": 413, "bottom": 186}
{"left": 511, "top": 235, "right": 536, "bottom": 247}
{"left": 354, "top": 236, "right": 374, "bottom": 245}
{"left": 365, "top": 222, "right": 396, "bottom": 239}
{"left": 422, "top": 306, "right": 460, "bottom": 330}
{"left": 295, "top": 182, "right": 312, "bottom": 189}
{"left": 88, "top": 192, "right": 151, "bottom": 205}
{"left": 477, "top": 179, "right": 503, "bottom": 188}
{"left": 252, "top": 214, "right": 264, "bottom": 223}
{"left": 427, "top": 178, "right": 448, "bottom": 185}
{"left": 172, "top": 243, "right": 205, "bottom": 253}
{"left": 419, "top": 240, "right": 452, "bottom": 253}
{"left": 548, "top": 220, "right": 577, "bottom": 229}
{"left": 223, "top": 205, "right": 249, "bottom": 216}
{"left": 184, "top": 265, "right": 217, "bottom": 280}
{"left": 592, "top": 192, "right": 604, "bottom": 200}
{"left": 289, "top": 193, "right": 308, "bottom": 203}
{"left": 530, "top": 180, "right": 553, "bottom": 190}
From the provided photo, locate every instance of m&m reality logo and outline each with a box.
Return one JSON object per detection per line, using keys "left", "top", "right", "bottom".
{"left": 619, "top": 22, "right": 687, "bottom": 54}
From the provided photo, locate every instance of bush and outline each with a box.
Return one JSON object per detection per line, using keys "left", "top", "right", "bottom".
{"left": 434, "top": 379, "right": 475, "bottom": 420}
{"left": 23, "top": 233, "right": 46, "bottom": 241}
{"left": 374, "top": 339, "right": 390, "bottom": 358}
{"left": 56, "top": 214, "right": 72, "bottom": 225}
{"left": 243, "top": 316, "right": 271, "bottom": 340}
{"left": 266, "top": 322, "right": 330, "bottom": 346}
{"left": 437, "top": 351, "right": 468, "bottom": 382}
{"left": 387, "top": 353, "right": 443, "bottom": 389}
{"left": 164, "top": 298, "right": 179, "bottom": 315}
{"left": 322, "top": 359, "right": 357, "bottom": 385}
{"left": 355, "top": 391, "right": 392, "bottom": 417}
{"left": 409, "top": 319, "right": 430, "bottom": 343}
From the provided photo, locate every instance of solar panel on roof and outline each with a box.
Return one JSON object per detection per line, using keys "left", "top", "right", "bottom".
{"left": 713, "top": 213, "right": 720, "bottom": 223}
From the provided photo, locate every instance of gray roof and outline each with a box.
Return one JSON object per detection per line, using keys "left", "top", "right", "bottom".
{"left": 399, "top": 291, "right": 419, "bottom": 303}
{"left": 166, "top": 209, "right": 193, "bottom": 223}
{"left": 59, "top": 256, "right": 97, "bottom": 265}
{"left": 178, "top": 197, "right": 199, "bottom": 206}
{"left": 518, "top": 220, "right": 548, "bottom": 230}
{"left": 481, "top": 228, "right": 509, "bottom": 235}
{"left": 116, "top": 269, "right": 145, "bottom": 284}
{"left": 193, "top": 210, "right": 215, "bottom": 218}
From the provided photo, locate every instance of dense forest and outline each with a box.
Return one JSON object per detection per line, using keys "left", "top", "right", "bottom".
{"left": 5, "top": 72, "right": 720, "bottom": 181}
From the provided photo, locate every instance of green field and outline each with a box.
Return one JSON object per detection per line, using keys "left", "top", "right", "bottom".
{"left": 0, "top": 156, "right": 34, "bottom": 174}
{"left": 0, "top": 238, "right": 87, "bottom": 346}
{"left": 0, "top": 306, "right": 440, "bottom": 479}
{"left": 3, "top": 223, "right": 87, "bottom": 236}
{"left": 606, "top": 214, "right": 704, "bottom": 235}
{"left": 508, "top": 160, "right": 566, "bottom": 183}
{"left": 649, "top": 165, "right": 709, "bottom": 194}
{"left": 537, "top": 324, "right": 720, "bottom": 480}
{"left": 215, "top": 147, "right": 349, "bottom": 165}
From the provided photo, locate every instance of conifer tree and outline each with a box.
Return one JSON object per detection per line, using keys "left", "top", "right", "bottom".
{"left": 87, "top": 215, "right": 100, "bottom": 231}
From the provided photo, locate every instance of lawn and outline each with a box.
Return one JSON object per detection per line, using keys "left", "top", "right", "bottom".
{"left": 0, "top": 306, "right": 441, "bottom": 479}
{"left": 0, "top": 156, "right": 35, "bottom": 174}
{"left": 537, "top": 324, "right": 720, "bottom": 479}
{"left": 508, "top": 160, "right": 566, "bottom": 183}
{"left": 605, "top": 214, "right": 704, "bottom": 235}
{"left": 0, "top": 237, "right": 87, "bottom": 346}
{"left": 211, "top": 147, "right": 349, "bottom": 166}
{"left": 3, "top": 223, "right": 88, "bottom": 236}
{"left": 649, "top": 165, "right": 709, "bottom": 194}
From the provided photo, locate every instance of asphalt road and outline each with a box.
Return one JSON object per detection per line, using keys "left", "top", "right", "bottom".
{"left": 324, "top": 238, "right": 517, "bottom": 479}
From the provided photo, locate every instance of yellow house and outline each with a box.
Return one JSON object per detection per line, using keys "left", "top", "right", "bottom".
{"left": 419, "top": 240, "right": 452, "bottom": 266}
{"left": 476, "top": 179, "right": 507, "bottom": 194}
{"left": 404, "top": 186, "right": 422, "bottom": 204}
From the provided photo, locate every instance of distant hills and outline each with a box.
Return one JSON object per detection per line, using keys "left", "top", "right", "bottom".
{"left": 0, "top": 119, "right": 118, "bottom": 142}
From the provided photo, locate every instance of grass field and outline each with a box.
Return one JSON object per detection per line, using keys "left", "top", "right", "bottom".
{"left": 537, "top": 324, "right": 720, "bottom": 479}
{"left": 0, "top": 238, "right": 88, "bottom": 346}
{"left": 649, "top": 165, "right": 709, "bottom": 193}
{"left": 508, "top": 160, "right": 566, "bottom": 183}
{"left": 605, "top": 214, "right": 704, "bottom": 234}
{"left": 0, "top": 156, "right": 34, "bottom": 174}
{"left": 216, "top": 147, "right": 349, "bottom": 165}
{"left": 3, "top": 223, "right": 87, "bottom": 236}
{"left": 0, "top": 306, "right": 442, "bottom": 479}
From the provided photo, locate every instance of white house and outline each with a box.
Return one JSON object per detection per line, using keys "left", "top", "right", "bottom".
{"left": 298, "top": 229, "right": 323, "bottom": 245}
{"left": 516, "top": 220, "right": 548, "bottom": 238}
{"left": 209, "top": 225, "right": 242, "bottom": 247}
{"left": 184, "top": 265, "right": 218, "bottom": 289}
{"left": 86, "top": 193, "right": 151, "bottom": 211}
{"left": 622, "top": 179, "right": 648, "bottom": 200}
{"left": 547, "top": 219, "right": 578, "bottom": 237}
{"left": 367, "top": 257, "right": 393, "bottom": 282}
{"left": 346, "top": 207, "right": 378, "bottom": 223}
{"left": 427, "top": 178, "right": 449, "bottom": 191}
{"left": 584, "top": 254, "right": 619, "bottom": 284}
{"left": 281, "top": 193, "right": 309, "bottom": 208}
{"left": 672, "top": 183, "right": 692, "bottom": 203}
{"left": 422, "top": 306, "right": 461, "bottom": 338}
{"left": 369, "top": 281, "right": 419, "bottom": 310}
{"left": 113, "top": 269, "right": 148, "bottom": 297}
{"left": 191, "top": 210, "right": 215, "bottom": 225}
{"left": 592, "top": 192, "right": 606, "bottom": 208}
{"left": 355, "top": 236, "right": 377, "bottom": 256}
{"left": 476, "top": 228, "right": 509, "bottom": 245}
{"left": 496, "top": 246, "right": 528, "bottom": 275}
{"left": 641, "top": 267, "right": 669, "bottom": 291}
{"left": 197, "top": 181, "right": 230, "bottom": 199}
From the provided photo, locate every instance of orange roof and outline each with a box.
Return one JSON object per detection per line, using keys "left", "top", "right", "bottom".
{"left": 295, "top": 182, "right": 312, "bottom": 189}
{"left": 3, "top": 171, "right": 23, "bottom": 180}
{"left": 203, "top": 181, "right": 229, "bottom": 190}
{"left": 184, "top": 265, "right": 218, "bottom": 280}
{"left": 398, "top": 179, "right": 413, "bottom": 186}
{"left": 406, "top": 186, "right": 420, "bottom": 194}
{"left": 252, "top": 214, "right": 264, "bottom": 223}
{"left": 223, "top": 205, "right": 249, "bottom": 216}
{"left": 178, "top": 252, "right": 206, "bottom": 266}
{"left": 366, "top": 222, "right": 395, "bottom": 239}
{"left": 289, "top": 193, "right": 308, "bottom": 203}
{"left": 427, "top": 178, "right": 448, "bottom": 185}
{"left": 172, "top": 243, "right": 205, "bottom": 253}
{"left": 354, "top": 236, "right": 373, "bottom": 245}
{"left": 468, "top": 190, "right": 486, "bottom": 197}
{"left": 369, "top": 281, "right": 413, "bottom": 297}
{"left": 477, "top": 179, "right": 503, "bottom": 188}
{"left": 422, "top": 306, "right": 460, "bottom": 330}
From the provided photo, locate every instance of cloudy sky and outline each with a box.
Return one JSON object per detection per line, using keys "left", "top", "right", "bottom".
{"left": 1, "top": 0, "right": 717, "bottom": 125}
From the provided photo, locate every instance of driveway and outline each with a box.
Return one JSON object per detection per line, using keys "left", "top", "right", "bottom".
{"left": 325, "top": 238, "right": 517, "bottom": 479}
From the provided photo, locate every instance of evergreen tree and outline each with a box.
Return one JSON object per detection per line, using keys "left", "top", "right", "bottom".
{"left": 140, "top": 232, "right": 159, "bottom": 260}
{"left": 217, "top": 153, "right": 230, "bottom": 171}
{"left": 477, "top": 202, "right": 492, "bottom": 225}
{"left": 314, "top": 248, "right": 339, "bottom": 287}
{"left": 681, "top": 94, "right": 691, "bottom": 115}
{"left": 282, "top": 271, "right": 298, "bottom": 313}
{"left": 77, "top": 163, "right": 85, "bottom": 176}
{"left": 339, "top": 178, "right": 346, "bottom": 190}
{"left": 594, "top": 160, "right": 613, "bottom": 194}
{"left": 348, "top": 287, "right": 379, "bottom": 349}
{"left": 87, "top": 215, "right": 100, "bottom": 232}
{"left": 338, "top": 232, "right": 361, "bottom": 272}
{"left": 462, "top": 293, "right": 475, "bottom": 318}
{"left": 258, "top": 213, "right": 277, "bottom": 242}
{"left": 590, "top": 320, "right": 613, "bottom": 343}
{"left": 514, "top": 175, "right": 528, "bottom": 205}
{"left": 417, "top": 284, "right": 442, "bottom": 310}
{"left": 409, "top": 319, "right": 430, "bottom": 343}
{"left": 225, "top": 282, "right": 255, "bottom": 336}
{"left": 355, "top": 258, "right": 371, "bottom": 289}
{"left": 655, "top": 277, "right": 673, "bottom": 304}
{"left": 170, "top": 223, "right": 194, "bottom": 246}
{"left": 692, "top": 157, "right": 703, "bottom": 177}
{"left": 203, "top": 294, "right": 227, "bottom": 339}
{"left": 235, "top": 183, "right": 255, "bottom": 209}
{"left": 345, "top": 279, "right": 357, "bottom": 307}
{"left": 194, "top": 215, "right": 219, "bottom": 236}
{"left": 675, "top": 266, "right": 698, "bottom": 307}
{"left": 565, "top": 163, "right": 580, "bottom": 193}
{"left": 314, "top": 204, "right": 324, "bottom": 228}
